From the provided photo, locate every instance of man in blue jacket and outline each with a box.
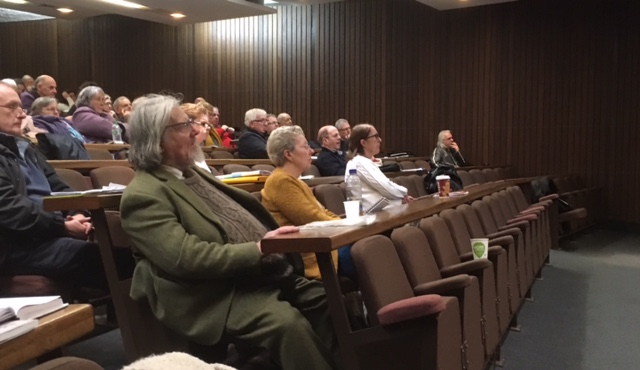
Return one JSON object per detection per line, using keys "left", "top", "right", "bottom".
{"left": 238, "top": 108, "right": 269, "bottom": 159}
{"left": 315, "top": 125, "right": 346, "bottom": 176}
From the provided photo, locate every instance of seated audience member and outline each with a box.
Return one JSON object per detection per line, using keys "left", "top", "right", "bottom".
{"left": 31, "top": 97, "right": 86, "bottom": 143}
{"left": 0, "top": 82, "right": 133, "bottom": 290}
{"left": 20, "top": 75, "right": 58, "bottom": 112}
{"left": 238, "top": 108, "right": 269, "bottom": 159}
{"left": 72, "top": 86, "right": 129, "bottom": 143}
{"left": 58, "top": 90, "right": 76, "bottom": 116}
{"left": 113, "top": 96, "right": 132, "bottom": 123}
{"left": 335, "top": 119, "right": 350, "bottom": 154}
{"left": 346, "top": 124, "right": 413, "bottom": 211}
{"left": 315, "top": 125, "right": 346, "bottom": 177}
{"left": 432, "top": 129, "right": 469, "bottom": 167}
{"left": 120, "top": 94, "right": 339, "bottom": 370}
{"left": 265, "top": 114, "right": 278, "bottom": 137}
{"left": 261, "top": 125, "right": 350, "bottom": 280}
{"left": 179, "top": 103, "right": 212, "bottom": 173}
{"left": 1, "top": 78, "right": 17, "bottom": 88}
{"left": 200, "top": 102, "right": 234, "bottom": 148}
{"left": 22, "top": 75, "right": 35, "bottom": 92}
{"left": 277, "top": 112, "right": 293, "bottom": 127}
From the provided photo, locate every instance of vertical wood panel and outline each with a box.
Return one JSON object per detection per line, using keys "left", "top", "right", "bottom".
{"left": 0, "top": 0, "right": 639, "bottom": 224}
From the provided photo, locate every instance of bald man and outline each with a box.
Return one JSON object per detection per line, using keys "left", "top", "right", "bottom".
{"left": 315, "top": 125, "right": 347, "bottom": 176}
{"left": 21, "top": 74, "right": 57, "bottom": 112}
{"left": 277, "top": 112, "right": 292, "bottom": 127}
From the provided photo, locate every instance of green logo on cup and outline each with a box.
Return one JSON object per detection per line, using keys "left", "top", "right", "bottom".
{"left": 473, "top": 242, "right": 486, "bottom": 259}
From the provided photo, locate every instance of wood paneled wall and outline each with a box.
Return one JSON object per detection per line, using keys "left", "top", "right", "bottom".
{"left": 1, "top": 0, "right": 639, "bottom": 224}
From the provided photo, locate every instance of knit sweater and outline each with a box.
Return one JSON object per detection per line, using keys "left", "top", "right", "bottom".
{"left": 261, "top": 168, "right": 339, "bottom": 279}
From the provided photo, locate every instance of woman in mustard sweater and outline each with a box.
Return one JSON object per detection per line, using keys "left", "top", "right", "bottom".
{"left": 262, "top": 125, "right": 353, "bottom": 280}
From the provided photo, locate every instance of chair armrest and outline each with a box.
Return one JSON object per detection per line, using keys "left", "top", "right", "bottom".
{"left": 377, "top": 294, "right": 446, "bottom": 326}
{"left": 507, "top": 214, "right": 537, "bottom": 224}
{"left": 488, "top": 235, "right": 515, "bottom": 247}
{"left": 486, "top": 228, "right": 521, "bottom": 240}
{"left": 539, "top": 194, "right": 559, "bottom": 202}
{"left": 413, "top": 275, "right": 472, "bottom": 296}
{"left": 499, "top": 220, "right": 529, "bottom": 233}
{"left": 520, "top": 206, "right": 544, "bottom": 215}
{"left": 459, "top": 251, "right": 473, "bottom": 261}
{"left": 440, "top": 259, "right": 492, "bottom": 278}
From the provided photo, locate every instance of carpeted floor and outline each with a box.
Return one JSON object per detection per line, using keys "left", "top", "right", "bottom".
{"left": 14, "top": 227, "right": 640, "bottom": 370}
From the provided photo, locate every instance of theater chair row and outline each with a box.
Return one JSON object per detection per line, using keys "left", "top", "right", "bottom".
{"left": 349, "top": 186, "right": 555, "bottom": 369}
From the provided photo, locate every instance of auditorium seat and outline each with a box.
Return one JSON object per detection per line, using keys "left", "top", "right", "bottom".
{"left": 409, "top": 174, "right": 428, "bottom": 197}
{"left": 439, "top": 208, "right": 511, "bottom": 333}
{"left": 458, "top": 170, "right": 475, "bottom": 188}
{"left": 398, "top": 160, "right": 417, "bottom": 170}
{"left": 313, "top": 184, "right": 346, "bottom": 215}
{"left": 208, "top": 150, "right": 234, "bottom": 159}
{"left": 419, "top": 216, "right": 501, "bottom": 359}
{"left": 494, "top": 167, "right": 508, "bottom": 180}
{"left": 351, "top": 235, "right": 463, "bottom": 370}
{"left": 86, "top": 148, "right": 114, "bottom": 160}
{"left": 391, "top": 176, "right": 420, "bottom": 198}
{"left": 469, "top": 169, "right": 487, "bottom": 185}
{"left": 302, "top": 164, "right": 321, "bottom": 177}
{"left": 414, "top": 159, "right": 432, "bottom": 170}
{"left": 251, "top": 164, "right": 275, "bottom": 172}
{"left": 482, "top": 168, "right": 500, "bottom": 182}
{"left": 222, "top": 164, "right": 251, "bottom": 174}
{"left": 390, "top": 227, "right": 485, "bottom": 370}
{"left": 56, "top": 168, "right": 92, "bottom": 191}
{"left": 89, "top": 166, "right": 136, "bottom": 188}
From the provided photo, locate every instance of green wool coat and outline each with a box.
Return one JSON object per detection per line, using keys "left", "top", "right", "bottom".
{"left": 120, "top": 166, "right": 280, "bottom": 345}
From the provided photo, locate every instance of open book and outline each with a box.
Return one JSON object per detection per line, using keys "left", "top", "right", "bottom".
{"left": 50, "top": 183, "right": 126, "bottom": 197}
{"left": 0, "top": 319, "right": 38, "bottom": 344}
{"left": 0, "top": 296, "right": 67, "bottom": 321}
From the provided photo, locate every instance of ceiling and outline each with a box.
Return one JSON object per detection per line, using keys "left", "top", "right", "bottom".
{"left": 416, "top": 0, "right": 518, "bottom": 11}
{"left": 0, "top": 0, "right": 518, "bottom": 25}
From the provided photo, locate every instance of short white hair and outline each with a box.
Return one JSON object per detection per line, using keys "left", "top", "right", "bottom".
{"left": 244, "top": 108, "right": 267, "bottom": 127}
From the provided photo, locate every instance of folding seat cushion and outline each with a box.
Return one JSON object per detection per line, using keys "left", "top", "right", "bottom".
{"left": 418, "top": 216, "right": 501, "bottom": 359}
{"left": 457, "top": 170, "right": 475, "bottom": 188}
{"left": 469, "top": 170, "right": 486, "bottom": 185}
{"left": 391, "top": 227, "right": 485, "bottom": 370}
{"left": 439, "top": 208, "right": 512, "bottom": 332}
{"left": 456, "top": 204, "right": 523, "bottom": 311}
{"left": 351, "top": 235, "right": 463, "bottom": 370}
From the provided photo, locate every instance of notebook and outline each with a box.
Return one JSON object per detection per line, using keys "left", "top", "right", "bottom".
{"left": 0, "top": 319, "right": 38, "bottom": 344}
{"left": 0, "top": 296, "right": 67, "bottom": 321}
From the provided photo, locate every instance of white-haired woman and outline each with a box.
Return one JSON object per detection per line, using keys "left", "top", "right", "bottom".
{"left": 261, "top": 125, "right": 354, "bottom": 280}
{"left": 72, "top": 86, "right": 128, "bottom": 143}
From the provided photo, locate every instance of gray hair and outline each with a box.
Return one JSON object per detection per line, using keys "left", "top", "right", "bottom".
{"left": 244, "top": 108, "right": 266, "bottom": 127}
{"left": 76, "top": 86, "right": 104, "bottom": 108}
{"left": 1, "top": 78, "right": 16, "bottom": 87}
{"left": 334, "top": 118, "right": 349, "bottom": 129}
{"left": 113, "top": 96, "right": 130, "bottom": 111}
{"left": 267, "top": 125, "right": 305, "bottom": 167}
{"left": 31, "top": 97, "right": 58, "bottom": 115}
{"left": 128, "top": 94, "right": 179, "bottom": 171}
{"left": 436, "top": 130, "right": 452, "bottom": 148}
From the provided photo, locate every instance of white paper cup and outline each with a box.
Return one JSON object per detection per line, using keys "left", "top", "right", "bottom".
{"left": 470, "top": 238, "right": 489, "bottom": 259}
{"left": 343, "top": 200, "right": 361, "bottom": 220}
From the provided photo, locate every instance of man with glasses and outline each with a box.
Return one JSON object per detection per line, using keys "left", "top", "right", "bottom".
{"left": 0, "top": 82, "right": 132, "bottom": 290}
{"left": 432, "top": 129, "right": 469, "bottom": 167}
{"left": 334, "top": 118, "right": 351, "bottom": 154}
{"left": 238, "top": 108, "right": 269, "bottom": 159}
{"left": 20, "top": 75, "right": 58, "bottom": 112}
{"left": 265, "top": 113, "right": 279, "bottom": 137}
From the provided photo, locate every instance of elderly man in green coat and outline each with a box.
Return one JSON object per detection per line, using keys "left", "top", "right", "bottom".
{"left": 120, "top": 95, "right": 339, "bottom": 370}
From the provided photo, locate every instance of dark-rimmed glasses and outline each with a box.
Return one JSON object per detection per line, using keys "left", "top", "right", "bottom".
{"left": 0, "top": 103, "right": 24, "bottom": 112}
{"left": 366, "top": 133, "right": 381, "bottom": 140}
{"left": 165, "top": 118, "right": 193, "bottom": 132}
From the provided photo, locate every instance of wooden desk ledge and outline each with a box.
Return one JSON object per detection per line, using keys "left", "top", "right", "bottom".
{"left": 0, "top": 304, "right": 95, "bottom": 370}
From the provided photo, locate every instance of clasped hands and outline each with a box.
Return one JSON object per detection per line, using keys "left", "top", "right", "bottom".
{"left": 64, "top": 214, "right": 93, "bottom": 240}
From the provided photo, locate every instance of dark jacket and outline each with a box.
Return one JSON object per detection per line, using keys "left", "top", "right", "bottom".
{"left": 315, "top": 147, "right": 346, "bottom": 176}
{"left": 238, "top": 128, "right": 268, "bottom": 159}
{"left": 0, "top": 134, "right": 71, "bottom": 269}
{"left": 432, "top": 146, "right": 468, "bottom": 168}
{"left": 20, "top": 90, "right": 38, "bottom": 112}
{"left": 36, "top": 132, "right": 90, "bottom": 160}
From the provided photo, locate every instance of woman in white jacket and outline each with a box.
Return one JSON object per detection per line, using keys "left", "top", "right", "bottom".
{"left": 345, "top": 123, "right": 413, "bottom": 211}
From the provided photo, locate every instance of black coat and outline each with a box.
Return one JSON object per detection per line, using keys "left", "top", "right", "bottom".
{"left": 315, "top": 147, "right": 346, "bottom": 176}
{"left": 0, "top": 134, "right": 71, "bottom": 268}
{"left": 238, "top": 129, "right": 268, "bottom": 159}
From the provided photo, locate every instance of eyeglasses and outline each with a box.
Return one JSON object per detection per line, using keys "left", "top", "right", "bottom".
{"left": 165, "top": 118, "right": 194, "bottom": 132}
{"left": 0, "top": 103, "right": 24, "bottom": 113}
{"left": 193, "top": 121, "right": 210, "bottom": 129}
{"left": 338, "top": 127, "right": 351, "bottom": 132}
{"left": 366, "top": 133, "right": 381, "bottom": 140}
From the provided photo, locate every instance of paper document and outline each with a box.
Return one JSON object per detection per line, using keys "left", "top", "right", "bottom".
{"left": 299, "top": 215, "right": 377, "bottom": 229}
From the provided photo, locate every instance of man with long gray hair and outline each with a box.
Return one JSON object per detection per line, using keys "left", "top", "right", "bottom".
{"left": 121, "top": 95, "right": 339, "bottom": 370}
{"left": 432, "top": 129, "right": 469, "bottom": 167}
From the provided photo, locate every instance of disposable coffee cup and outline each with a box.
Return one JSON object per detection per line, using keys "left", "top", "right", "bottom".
{"left": 436, "top": 175, "right": 451, "bottom": 197}
{"left": 343, "top": 200, "right": 361, "bottom": 220}
{"left": 470, "top": 238, "right": 489, "bottom": 259}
